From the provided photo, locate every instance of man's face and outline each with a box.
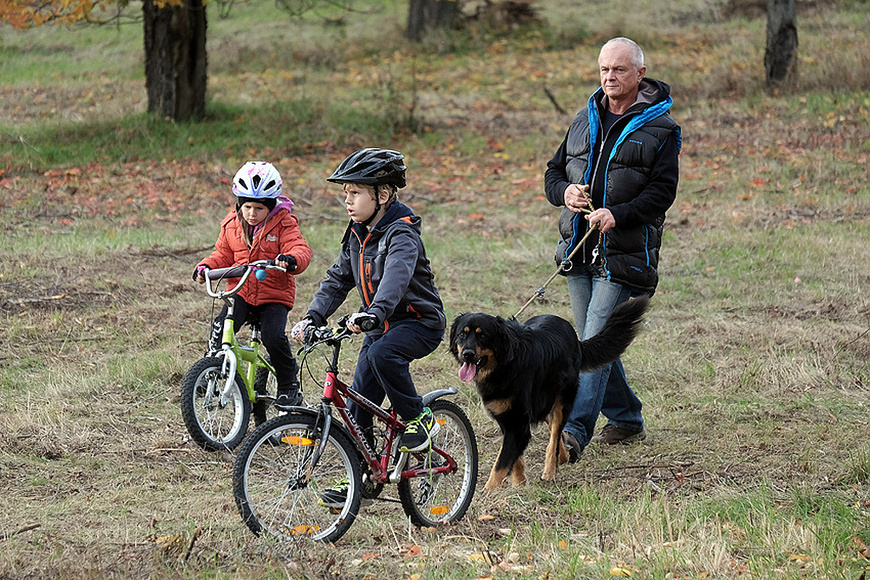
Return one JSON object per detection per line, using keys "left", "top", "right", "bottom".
{"left": 598, "top": 43, "right": 646, "bottom": 102}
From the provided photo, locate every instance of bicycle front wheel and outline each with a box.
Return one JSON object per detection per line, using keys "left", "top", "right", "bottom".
{"left": 181, "top": 356, "right": 251, "bottom": 451}
{"left": 233, "top": 413, "right": 362, "bottom": 544}
{"left": 398, "top": 399, "right": 478, "bottom": 527}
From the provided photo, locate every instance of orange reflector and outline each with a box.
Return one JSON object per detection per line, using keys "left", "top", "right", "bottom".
{"left": 429, "top": 506, "right": 450, "bottom": 515}
{"left": 289, "top": 524, "right": 320, "bottom": 535}
{"left": 436, "top": 418, "right": 446, "bottom": 426}
{"left": 282, "top": 435, "right": 314, "bottom": 446}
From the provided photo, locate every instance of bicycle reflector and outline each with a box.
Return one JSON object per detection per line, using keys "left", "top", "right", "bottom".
{"left": 281, "top": 435, "right": 315, "bottom": 446}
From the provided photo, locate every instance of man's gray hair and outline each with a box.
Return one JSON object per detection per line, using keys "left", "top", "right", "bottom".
{"left": 601, "top": 37, "right": 645, "bottom": 70}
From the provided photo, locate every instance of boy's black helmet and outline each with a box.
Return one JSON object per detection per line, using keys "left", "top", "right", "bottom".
{"left": 327, "top": 148, "right": 406, "bottom": 189}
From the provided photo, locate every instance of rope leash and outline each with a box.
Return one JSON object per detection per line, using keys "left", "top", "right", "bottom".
{"left": 513, "top": 223, "right": 598, "bottom": 320}
{"left": 513, "top": 189, "right": 599, "bottom": 320}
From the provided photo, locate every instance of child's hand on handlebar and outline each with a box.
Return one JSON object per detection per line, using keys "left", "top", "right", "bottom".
{"left": 192, "top": 265, "right": 207, "bottom": 284}
{"left": 276, "top": 254, "right": 297, "bottom": 272}
{"left": 291, "top": 318, "right": 312, "bottom": 342}
{"left": 347, "top": 312, "right": 378, "bottom": 334}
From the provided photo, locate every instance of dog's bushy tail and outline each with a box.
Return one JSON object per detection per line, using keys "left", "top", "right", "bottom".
{"left": 578, "top": 295, "right": 650, "bottom": 371}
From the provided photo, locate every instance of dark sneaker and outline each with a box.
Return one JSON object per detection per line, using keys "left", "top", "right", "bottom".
{"left": 318, "top": 479, "right": 349, "bottom": 509}
{"left": 590, "top": 424, "right": 646, "bottom": 445}
{"left": 561, "top": 431, "right": 583, "bottom": 463}
{"left": 275, "top": 391, "right": 304, "bottom": 410}
{"left": 399, "top": 407, "right": 440, "bottom": 452}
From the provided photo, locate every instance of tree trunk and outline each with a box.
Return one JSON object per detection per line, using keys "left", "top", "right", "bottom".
{"left": 406, "top": 0, "right": 461, "bottom": 42}
{"left": 764, "top": 0, "right": 798, "bottom": 85}
{"left": 143, "top": 0, "right": 208, "bottom": 121}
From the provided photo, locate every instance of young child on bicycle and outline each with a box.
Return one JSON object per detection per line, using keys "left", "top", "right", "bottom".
{"left": 194, "top": 161, "right": 312, "bottom": 410}
{"left": 291, "top": 148, "right": 446, "bottom": 455}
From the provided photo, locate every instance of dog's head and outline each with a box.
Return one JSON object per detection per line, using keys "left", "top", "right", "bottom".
{"left": 448, "top": 313, "right": 517, "bottom": 383}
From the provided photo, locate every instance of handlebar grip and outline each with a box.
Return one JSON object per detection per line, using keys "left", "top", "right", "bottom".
{"left": 207, "top": 265, "right": 249, "bottom": 280}
{"left": 277, "top": 254, "right": 297, "bottom": 272}
{"left": 303, "top": 325, "right": 335, "bottom": 346}
{"left": 357, "top": 315, "right": 379, "bottom": 332}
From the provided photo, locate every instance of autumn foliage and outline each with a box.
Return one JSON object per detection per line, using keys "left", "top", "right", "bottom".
{"left": 0, "top": 0, "right": 185, "bottom": 28}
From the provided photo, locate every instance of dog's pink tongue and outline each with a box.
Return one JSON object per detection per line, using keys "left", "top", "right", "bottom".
{"left": 459, "top": 362, "right": 476, "bottom": 383}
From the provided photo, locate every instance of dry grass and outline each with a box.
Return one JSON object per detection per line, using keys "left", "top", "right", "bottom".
{"left": 2, "top": 0, "right": 870, "bottom": 578}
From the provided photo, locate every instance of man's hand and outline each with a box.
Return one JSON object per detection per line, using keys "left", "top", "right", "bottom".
{"left": 564, "top": 184, "right": 590, "bottom": 213}
{"left": 586, "top": 208, "right": 616, "bottom": 233}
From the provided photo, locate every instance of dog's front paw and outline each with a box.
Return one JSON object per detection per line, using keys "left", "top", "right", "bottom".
{"left": 484, "top": 466, "right": 510, "bottom": 491}
{"left": 540, "top": 470, "right": 556, "bottom": 482}
{"left": 484, "top": 476, "right": 506, "bottom": 492}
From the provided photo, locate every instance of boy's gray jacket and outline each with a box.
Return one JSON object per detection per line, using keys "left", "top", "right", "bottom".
{"left": 306, "top": 201, "right": 446, "bottom": 332}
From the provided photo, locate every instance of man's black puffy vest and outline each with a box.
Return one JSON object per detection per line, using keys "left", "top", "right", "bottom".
{"left": 557, "top": 81, "right": 679, "bottom": 292}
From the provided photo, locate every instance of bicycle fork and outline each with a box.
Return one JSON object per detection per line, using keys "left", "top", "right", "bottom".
{"left": 203, "top": 315, "right": 241, "bottom": 409}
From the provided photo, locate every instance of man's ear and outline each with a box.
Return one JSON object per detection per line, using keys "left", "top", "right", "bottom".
{"left": 378, "top": 185, "right": 392, "bottom": 204}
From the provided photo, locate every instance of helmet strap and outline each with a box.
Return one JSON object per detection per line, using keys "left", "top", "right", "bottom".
{"left": 359, "top": 203, "right": 380, "bottom": 229}
{"left": 359, "top": 184, "right": 392, "bottom": 228}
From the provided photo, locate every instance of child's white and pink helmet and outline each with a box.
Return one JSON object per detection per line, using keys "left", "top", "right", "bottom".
{"left": 232, "top": 161, "right": 283, "bottom": 210}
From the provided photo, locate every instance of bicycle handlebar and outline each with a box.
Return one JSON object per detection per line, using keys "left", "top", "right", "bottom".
{"left": 203, "top": 260, "right": 286, "bottom": 299}
{"left": 206, "top": 265, "right": 250, "bottom": 280}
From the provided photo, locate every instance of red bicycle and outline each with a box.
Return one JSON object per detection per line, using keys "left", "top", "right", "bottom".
{"left": 232, "top": 315, "right": 479, "bottom": 543}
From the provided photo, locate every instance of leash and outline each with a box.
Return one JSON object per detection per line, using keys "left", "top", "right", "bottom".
{"left": 513, "top": 189, "right": 600, "bottom": 320}
{"left": 513, "top": 223, "right": 599, "bottom": 320}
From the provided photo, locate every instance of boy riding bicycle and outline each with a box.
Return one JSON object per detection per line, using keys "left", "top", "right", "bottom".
{"left": 291, "top": 148, "right": 447, "bottom": 457}
{"left": 195, "top": 161, "right": 312, "bottom": 410}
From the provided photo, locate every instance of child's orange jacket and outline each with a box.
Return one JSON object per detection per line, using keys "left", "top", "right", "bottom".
{"left": 198, "top": 197, "right": 312, "bottom": 309}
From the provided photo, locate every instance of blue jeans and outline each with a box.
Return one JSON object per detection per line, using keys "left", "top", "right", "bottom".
{"left": 564, "top": 265, "right": 644, "bottom": 448}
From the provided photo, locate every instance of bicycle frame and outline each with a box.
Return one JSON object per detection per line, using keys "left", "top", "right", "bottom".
{"left": 321, "top": 374, "right": 458, "bottom": 485}
{"left": 303, "top": 327, "right": 458, "bottom": 486}
{"left": 214, "top": 318, "right": 275, "bottom": 407}
{"left": 203, "top": 263, "right": 280, "bottom": 406}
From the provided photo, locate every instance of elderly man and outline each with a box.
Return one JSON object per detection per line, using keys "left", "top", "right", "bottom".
{"left": 544, "top": 37, "right": 681, "bottom": 461}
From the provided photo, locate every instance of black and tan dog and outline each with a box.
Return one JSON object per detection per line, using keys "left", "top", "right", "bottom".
{"left": 449, "top": 296, "right": 649, "bottom": 491}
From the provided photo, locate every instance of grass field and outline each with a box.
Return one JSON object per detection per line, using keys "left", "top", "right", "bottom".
{"left": 1, "top": 0, "right": 869, "bottom": 578}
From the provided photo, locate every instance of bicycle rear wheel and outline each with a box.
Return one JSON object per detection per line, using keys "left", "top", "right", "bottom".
{"left": 398, "top": 399, "right": 478, "bottom": 527}
{"left": 233, "top": 413, "right": 362, "bottom": 544}
{"left": 181, "top": 356, "right": 251, "bottom": 451}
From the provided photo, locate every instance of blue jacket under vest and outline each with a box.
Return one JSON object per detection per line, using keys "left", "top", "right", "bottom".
{"left": 545, "top": 78, "right": 682, "bottom": 293}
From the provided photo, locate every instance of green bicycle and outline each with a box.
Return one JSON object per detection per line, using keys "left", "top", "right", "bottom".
{"left": 181, "top": 260, "right": 291, "bottom": 451}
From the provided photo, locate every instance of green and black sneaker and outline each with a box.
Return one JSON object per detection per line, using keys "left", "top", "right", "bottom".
{"left": 399, "top": 407, "right": 439, "bottom": 453}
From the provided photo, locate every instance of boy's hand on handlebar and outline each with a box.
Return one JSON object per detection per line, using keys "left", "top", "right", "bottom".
{"left": 347, "top": 312, "right": 378, "bottom": 333}
{"left": 291, "top": 318, "right": 312, "bottom": 342}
